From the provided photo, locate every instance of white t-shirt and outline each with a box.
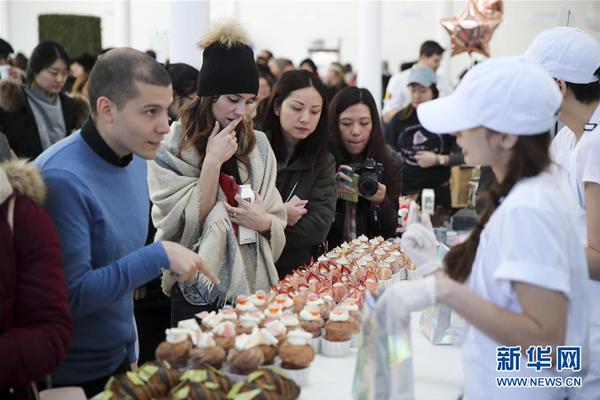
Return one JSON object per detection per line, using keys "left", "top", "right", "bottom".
{"left": 462, "top": 172, "right": 590, "bottom": 400}
{"left": 550, "top": 103, "right": 600, "bottom": 399}
{"left": 382, "top": 67, "right": 453, "bottom": 115}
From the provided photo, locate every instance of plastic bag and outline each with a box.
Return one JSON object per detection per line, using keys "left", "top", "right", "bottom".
{"left": 352, "top": 289, "right": 414, "bottom": 400}
{"left": 419, "top": 304, "right": 465, "bottom": 345}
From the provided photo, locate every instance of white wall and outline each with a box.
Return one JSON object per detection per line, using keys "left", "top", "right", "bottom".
{"left": 2, "top": 0, "right": 600, "bottom": 85}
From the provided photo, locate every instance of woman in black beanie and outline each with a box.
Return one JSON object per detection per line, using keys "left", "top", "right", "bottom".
{"left": 148, "top": 21, "right": 287, "bottom": 325}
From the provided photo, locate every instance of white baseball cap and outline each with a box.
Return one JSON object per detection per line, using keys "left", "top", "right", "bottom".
{"left": 416, "top": 56, "right": 562, "bottom": 135}
{"left": 524, "top": 27, "right": 600, "bottom": 84}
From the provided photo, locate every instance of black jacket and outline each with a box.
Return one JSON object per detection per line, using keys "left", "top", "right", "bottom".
{"left": 327, "top": 145, "right": 401, "bottom": 248}
{"left": 274, "top": 150, "right": 337, "bottom": 277}
{"left": 0, "top": 82, "right": 75, "bottom": 160}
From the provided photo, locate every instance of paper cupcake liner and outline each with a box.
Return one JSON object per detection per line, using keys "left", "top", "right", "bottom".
{"left": 350, "top": 334, "right": 360, "bottom": 349}
{"left": 407, "top": 269, "right": 419, "bottom": 281}
{"left": 278, "top": 366, "right": 311, "bottom": 387}
{"left": 321, "top": 338, "right": 351, "bottom": 357}
{"left": 310, "top": 336, "right": 321, "bottom": 353}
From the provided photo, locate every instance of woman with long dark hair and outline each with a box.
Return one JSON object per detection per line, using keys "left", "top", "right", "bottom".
{"left": 258, "top": 70, "right": 336, "bottom": 276}
{"left": 376, "top": 57, "right": 589, "bottom": 400}
{"left": 148, "top": 21, "right": 286, "bottom": 325}
{"left": 327, "top": 86, "right": 401, "bottom": 248}
{"left": 0, "top": 41, "right": 76, "bottom": 159}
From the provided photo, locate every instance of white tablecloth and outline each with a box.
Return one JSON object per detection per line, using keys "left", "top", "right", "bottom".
{"left": 299, "top": 311, "right": 464, "bottom": 400}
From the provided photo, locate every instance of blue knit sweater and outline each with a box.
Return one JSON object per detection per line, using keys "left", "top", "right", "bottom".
{"left": 35, "top": 132, "right": 169, "bottom": 384}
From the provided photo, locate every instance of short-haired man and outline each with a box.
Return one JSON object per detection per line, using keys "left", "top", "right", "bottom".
{"left": 35, "top": 48, "right": 218, "bottom": 396}
{"left": 526, "top": 27, "right": 600, "bottom": 399}
{"left": 382, "top": 40, "right": 453, "bottom": 124}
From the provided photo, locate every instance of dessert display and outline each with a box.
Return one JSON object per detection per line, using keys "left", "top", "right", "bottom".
{"left": 100, "top": 361, "right": 181, "bottom": 399}
{"left": 228, "top": 368, "right": 301, "bottom": 400}
{"left": 146, "top": 234, "right": 413, "bottom": 394}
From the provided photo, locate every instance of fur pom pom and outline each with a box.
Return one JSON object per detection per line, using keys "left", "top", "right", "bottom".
{"left": 199, "top": 19, "right": 250, "bottom": 49}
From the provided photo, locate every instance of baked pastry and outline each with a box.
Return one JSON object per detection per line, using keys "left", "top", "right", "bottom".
{"left": 376, "top": 263, "right": 393, "bottom": 280}
{"left": 256, "top": 328, "right": 279, "bottom": 365}
{"left": 279, "top": 330, "right": 315, "bottom": 369}
{"left": 319, "top": 295, "right": 335, "bottom": 321}
{"left": 249, "top": 290, "right": 268, "bottom": 310}
{"left": 229, "top": 333, "right": 265, "bottom": 375}
{"left": 235, "top": 295, "right": 258, "bottom": 316}
{"left": 211, "top": 321, "right": 237, "bottom": 353}
{"left": 274, "top": 294, "right": 293, "bottom": 310}
{"left": 189, "top": 333, "right": 227, "bottom": 369}
{"left": 324, "top": 309, "right": 354, "bottom": 342}
{"left": 169, "top": 366, "right": 233, "bottom": 400}
{"left": 218, "top": 307, "right": 238, "bottom": 323}
{"left": 201, "top": 311, "right": 224, "bottom": 331}
{"left": 298, "top": 306, "right": 323, "bottom": 338}
{"left": 263, "top": 302, "right": 283, "bottom": 320}
{"left": 264, "top": 319, "right": 287, "bottom": 344}
{"left": 103, "top": 372, "right": 167, "bottom": 400}
{"left": 236, "top": 313, "right": 261, "bottom": 335}
{"left": 155, "top": 328, "right": 193, "bottom": 369}
{"left": 227, "top": 368, "right": 300, "bottom": 400}
{"left": 332, "top": 282, "right": 346, "bottom": 303}
{"left": 280, "top": 312, "right": 301, "bottom": 333}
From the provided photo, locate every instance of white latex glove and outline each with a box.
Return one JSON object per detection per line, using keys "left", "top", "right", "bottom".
{"left": 401, "top": 213, "right": 441, "bottom": 277}
{"left": 375, "top": 275, "right": 437, "bottom": 328}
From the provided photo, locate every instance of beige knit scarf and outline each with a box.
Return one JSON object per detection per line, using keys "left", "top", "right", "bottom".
{"left": 148, "top": 122, "right": 286, "bottom": 305}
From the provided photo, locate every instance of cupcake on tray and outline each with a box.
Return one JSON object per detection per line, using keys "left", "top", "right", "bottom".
{"left": 236, "top": 313, "right": 262, "bottom": 335}
{"left": 281, "top": 311, "right": 301, "bottom": 334}
{"left": 155, "top": 328, "right": 193, "bottom": 369}
{"left": 219, "top": 307, "right": 239, "bottom": 324}
{"left": 376, "top": 262, "right": 393, "bottom": 290}
{"left": 188, "top": 332, "right": 227, "bottom": 369}
{"left": 298, "top": 306, "right": 323, "bottom": 352}
{"left": 278, "top": 329, "right": 316, "bottom": 387}
{"left": 275, "top": 293, "right": 294, "bottom": 310}
{"left": 264, "top": 319, "right": 287, "bottom": 345}
{"left": 256, "top": 328, "right": 280, "bottom": 365}
{"left": 322, "top": 309, "right": 353, "bottom": 357}
{"left": 249, "top": 290, "right": 268, "bottom": 310}
{"left": 200, "top": 311, "right": 224, "bottom": 331}
{"left": 235, "top": 295, "right": 258, "bottom": 316}
{"left": 229, "top": 331, "right": 265, "bottom": 378}
{"left": 263, "top": 302, "right": 283, "bottom": 323}
{"left": 212, "top": 320, "right": 237, "bottom": 353}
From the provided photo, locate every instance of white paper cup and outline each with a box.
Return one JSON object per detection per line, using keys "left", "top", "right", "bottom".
{"left": 351, "top": 334, "right": 360, "bottom": 348}
{"left": 321, "top": 339, "right": 351, "bottom": 357}
{"left": 310, "top": 336, "right": 321, "bottom": 353}
{"left": 278, "top": 366, "right": 311, "bottom": 387}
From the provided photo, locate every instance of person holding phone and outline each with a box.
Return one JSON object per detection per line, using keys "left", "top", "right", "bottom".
{"left": 148, "top": 21, "right": 286, "bottom": 325}
{"left": 258, "top": 70, "right": 336, "bottom": 276}
{"left": 327, "top": 86, "right": 402, "bottom": 248}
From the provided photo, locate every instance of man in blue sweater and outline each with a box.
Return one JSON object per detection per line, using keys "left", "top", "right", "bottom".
{"left": 35, "top": 48, "right": 219, "bottom": 396}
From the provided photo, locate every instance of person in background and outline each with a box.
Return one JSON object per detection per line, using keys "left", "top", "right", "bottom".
{"left": 258, "top": 49, "right": 274, "bottom": 63}
{"left": 382, "top": 40, "right": 453, "bottom": 124}
{"left": 327, "top": 86, "right": 401, "bottom": 248}
{"left": 0, "top": 158, "right": 72, "bottom": 399}
{"left": 269, "top": 57, "right": 294, "bottom": 81}
{"left": 69, "top": 53, "right": 96, "bottom": 97}
{"left": 379, "top": 57, "right": 589, "bottom": 400}
{"left": 70, "top": 93, "right": 90, "bottom": 130}
{"left": 0, "top": 41, "right": 76, "bottom": 159}
{"left": 299, "top": 58, "right": 319, "bottom": 75}
{"left": 385, "top": 66, "right": 462, "bottom": 210}
{"left": 145, "top": 49, "right": 157, "bottom": 60}
{"left": 258, "top": 70, "right": 336, "bottom": 276}
{"left": 252, "top": 67, "right": 276, "bottom": 126}
{"left": 34, "top": 48, "right": 217, "bottom": 397}
{"left": 148, "top": 21, "right": 286, "bottom": 325}
{"left": 526, "top": 26, "right": 600, "bottom": 399}
{"left": 0, "top": 38, "right": 12, "bottom": 66}
{"left": 165, "top": 62, "right": 199, "bottom": 122}
{"left": 381, "top": 60, "right": 392, "bottom": 105}
{"left": 325, "top": 62, "right": 347, "bottom": 101}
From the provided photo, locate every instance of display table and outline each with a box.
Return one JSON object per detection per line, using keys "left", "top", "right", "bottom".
{"left": 299, "top": 311, "right": 463, "bottom": 400}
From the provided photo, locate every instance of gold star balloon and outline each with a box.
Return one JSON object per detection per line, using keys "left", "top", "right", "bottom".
{"left": 441, "top": 0, "right": 503, "bottom": 58}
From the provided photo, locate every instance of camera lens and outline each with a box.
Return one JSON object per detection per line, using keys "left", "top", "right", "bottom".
{"left": 358, "top": 175, "right": 379, "bottom": 197}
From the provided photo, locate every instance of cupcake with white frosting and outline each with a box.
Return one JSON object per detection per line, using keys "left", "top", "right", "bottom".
{"left": 322, "top": 309, "right": 353, "bottom": 357}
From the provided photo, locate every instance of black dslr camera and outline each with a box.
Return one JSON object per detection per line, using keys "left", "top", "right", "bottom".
{"left": 352, "top": 158, "right": 384, "bottom": 197}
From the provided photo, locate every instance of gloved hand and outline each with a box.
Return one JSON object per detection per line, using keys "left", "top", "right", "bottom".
{"left": 401, "top": 213, "right": 441, "bottom": 277}
{"left": 374, "top": 275, "right": 437, "bottom": 329}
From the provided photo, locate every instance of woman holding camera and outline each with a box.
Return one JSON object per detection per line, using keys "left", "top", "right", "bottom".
{"left": 258, "top": 70, "right": 336, "bottom": 276}
{"left": 327, "top": 87, "right": 401, "bottom": 248}
{"left": 148, "top": 22, "right": 286, "bottom": 325}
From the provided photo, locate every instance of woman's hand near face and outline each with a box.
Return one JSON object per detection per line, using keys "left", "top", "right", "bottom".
{"left": 363, "top": 183, "right": 387, "bottom": 204}
{"left": 205, "top": 118, "right": 241, "bottom": 166}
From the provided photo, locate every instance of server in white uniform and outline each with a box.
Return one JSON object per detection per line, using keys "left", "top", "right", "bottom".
{"left": 374, "top": 57, "right": 590, "bottom": 400}
{"left": 382, "top": 40, "right": 453, "bottom": 124}
{"left": 525, "top": 26, "right": 600, "bottom": 399}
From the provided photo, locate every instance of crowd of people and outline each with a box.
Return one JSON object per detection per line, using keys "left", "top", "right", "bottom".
{"left": 1, "top": 19, "right": 599, "bottom": 400}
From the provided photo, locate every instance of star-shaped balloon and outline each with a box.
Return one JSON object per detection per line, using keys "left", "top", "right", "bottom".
{"left": 441, "top": 0, "right": 503, "bottom": 58}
